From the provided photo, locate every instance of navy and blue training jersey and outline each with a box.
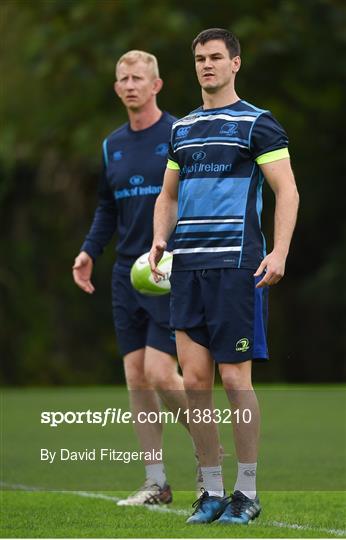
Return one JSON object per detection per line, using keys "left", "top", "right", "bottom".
{"left": 167, "top": 100, "right": 289, "bottom": 271}
{"left": 82, "top": 112, "right": 176, "bottom": 268}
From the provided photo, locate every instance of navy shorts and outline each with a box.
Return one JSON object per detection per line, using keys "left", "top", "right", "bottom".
{"left": 111, "top": 264, "right": 176, "bottom": 357}
{"left": 170, "top": 268, "right": 268, "bottom": 364}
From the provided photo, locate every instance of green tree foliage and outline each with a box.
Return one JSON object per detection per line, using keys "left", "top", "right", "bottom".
{"left": 1, "top": 0, "right": 345, "bottom": 384}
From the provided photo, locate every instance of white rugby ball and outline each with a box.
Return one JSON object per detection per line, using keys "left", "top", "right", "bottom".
{"left": 130, "top": 251, "right": 172, "bottom": 296}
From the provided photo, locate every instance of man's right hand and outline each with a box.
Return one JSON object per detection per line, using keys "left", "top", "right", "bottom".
{"left": 72, "top": 251, "right": 95, "bottom": 294}
{"left": 149, "top": 240, "right": 167, "bottom": 282}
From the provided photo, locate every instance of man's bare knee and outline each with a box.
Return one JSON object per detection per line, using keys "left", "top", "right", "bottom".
{"left": 145, "top": 365, "right": 166, "bottom": 389}
{"left": 183, "top": 371, "right": 212, "bottom": 392}
{"left": 219, "top": 362, "right": 253, "bottom": 391}
{"left": 176, "top": 332, "right": 215, "bottom": 391}
{"left": 124, "top": 350, "right": 151, "bottom": 390}
{"left": 144, "top": 347, "right": 179, "bottom": 390}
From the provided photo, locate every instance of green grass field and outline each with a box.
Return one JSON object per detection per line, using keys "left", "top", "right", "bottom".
{"left": 1, "top": 489, "right": 345, "bottom": 538}
{"left": 1, "top": 385, "right": 345, "bottom": 538}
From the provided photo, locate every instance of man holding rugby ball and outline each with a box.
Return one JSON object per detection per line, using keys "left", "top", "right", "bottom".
{"left": 150, "top": 28, "right": 299, "bottom": 524}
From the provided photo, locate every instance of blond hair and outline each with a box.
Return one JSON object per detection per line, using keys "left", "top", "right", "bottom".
{"left": 116, "top": 50, "right": 160, "bottom": 79}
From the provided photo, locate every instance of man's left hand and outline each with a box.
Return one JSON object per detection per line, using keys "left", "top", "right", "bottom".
{"left": 254, "top": 251, "right": 286, "bottom": 288}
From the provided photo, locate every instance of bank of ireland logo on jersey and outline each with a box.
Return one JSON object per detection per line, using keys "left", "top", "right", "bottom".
{"left": 176, "top": 126, "right": 191, "bottom": 139}
{"left": 129, "top": 175, "right": 144, "bottom": 186}
{"left": 155, "top": 143, "right": 168, "bottom": 156}
{"left": 220, "top": 122, "right": 238, "bottom": 136}
{"left": 113, "top": 150, "right": 123, "bottom": 161}
{"left": 235, "top": 337, "right": 250, "bottom": 352}
{"left": 192, "top": 150, "right": 206, "bottom": 161}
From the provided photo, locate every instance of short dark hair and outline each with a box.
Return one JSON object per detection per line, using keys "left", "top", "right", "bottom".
{"left": 192, "top": 28, "right": 241, "bottom": 58}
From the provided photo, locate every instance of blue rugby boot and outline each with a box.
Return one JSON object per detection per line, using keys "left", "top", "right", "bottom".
{"left": 186, "top": 490, "right": 229, "bottom": 524}
{"left": 216, "top": 490, "right": 261, "bottom": 524}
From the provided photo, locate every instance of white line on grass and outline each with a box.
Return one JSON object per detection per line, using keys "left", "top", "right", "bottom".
{"left": 1, "top": 481, "right": 345, "bottom": 537}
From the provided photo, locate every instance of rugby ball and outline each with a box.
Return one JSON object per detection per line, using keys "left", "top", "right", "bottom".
{"left": 130, "top": 251, "right": 172, "bottom": 296}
